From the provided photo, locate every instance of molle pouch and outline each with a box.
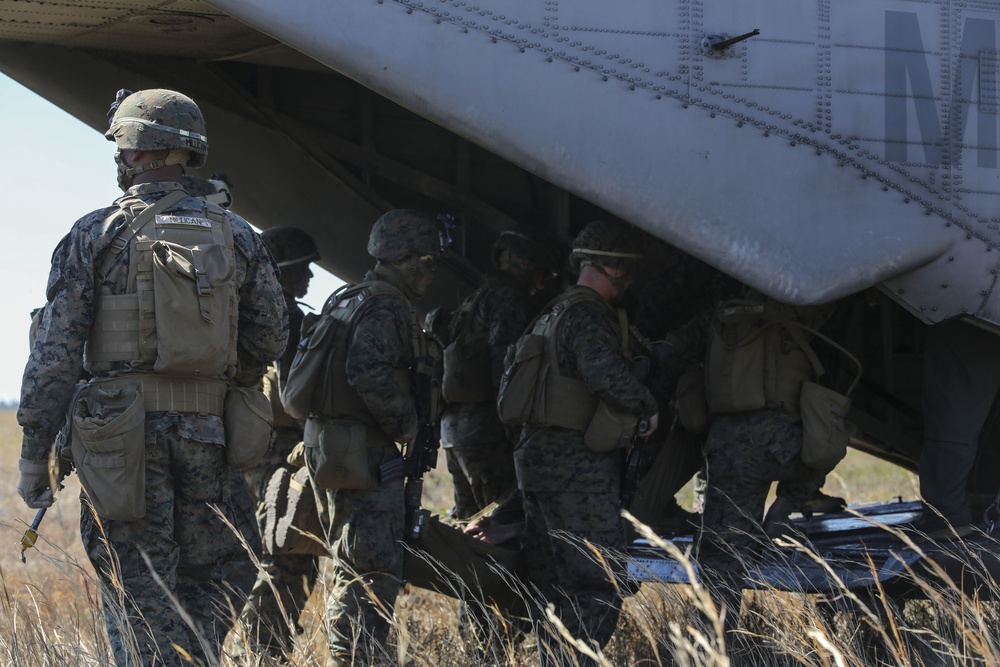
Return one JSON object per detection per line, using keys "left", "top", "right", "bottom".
{"left": 151, "top": 239, "right": 237, "bottom": 377}
{"left": 441, "top": 332, "right": 492, "bottom": 403}
{"left": 584, "top": 401, "right": 639, "bottom": 453}
{"left": 307, "top": 420, "right": 369, "bottom": 490}
{"left": 71, "top": 382, "right": 146, "bottom": 521}
{"left": 282, "top": 311, "right": 336, "bottom": 420}
{"left": 496, "top": 334, "right": 546, "bottom": 426}
{"left": 799, "top": 381, "right": 854, "bottom": 472}
{"left": 224, "top": 386, "right": 274, "bottom": 470}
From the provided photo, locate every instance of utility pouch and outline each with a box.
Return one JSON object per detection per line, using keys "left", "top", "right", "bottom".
{"left": 441, "top": 332, "right": 492, "bottom": 403}
{"left": 799, "top": 382, "right": 855, "bottom": 471}
{"left": 262, "top": 466, "right": 329, "bottom": 557}
{"left": 583, "top": 401, "right": 639, "bottom": 453}
{"left": 71, "top": 382, "right": 146, "bottom": 521}
{"left": 150, "top": 239, "right": 236, "bottom": 377}
{"left": 306, "top": 419, "right": 369, "bottom": 490}
{"left": 224, "top": 386, "right": 274, "bottom": 470}
{"left": 674, "top": 365, "right": 709, "bottom": 434}
{"left": 497, "top": 334, "right": 546, "bottom": 425}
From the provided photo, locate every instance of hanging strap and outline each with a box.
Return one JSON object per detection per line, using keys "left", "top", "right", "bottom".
{"left": 99, "top": 190, "right": 187, "bottom": 279}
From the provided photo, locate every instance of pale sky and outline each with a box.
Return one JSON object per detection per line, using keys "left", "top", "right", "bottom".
{"left": 0, "top": 75, "right": 344, "bottom": 403}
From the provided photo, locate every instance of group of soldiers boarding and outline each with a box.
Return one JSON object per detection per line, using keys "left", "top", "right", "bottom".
{"left": 16, "top": 87, "right": 997, "bottom": 667}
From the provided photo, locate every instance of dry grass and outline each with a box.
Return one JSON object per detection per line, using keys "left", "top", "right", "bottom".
{"left": 4, "top": 408, "right": 997, "bottom": 667}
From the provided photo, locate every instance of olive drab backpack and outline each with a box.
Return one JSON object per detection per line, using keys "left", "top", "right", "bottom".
{"left": 84, "top": 190, "right": 240, "bottom": 379}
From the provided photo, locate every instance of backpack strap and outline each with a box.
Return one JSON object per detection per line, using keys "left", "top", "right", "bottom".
{"left": 99, "top": 189, "right": 187, "bottom": 279}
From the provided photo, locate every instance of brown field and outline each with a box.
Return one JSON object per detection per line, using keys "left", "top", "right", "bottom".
{"left": 4, "top": 408, "right": 997, "bottom": 667}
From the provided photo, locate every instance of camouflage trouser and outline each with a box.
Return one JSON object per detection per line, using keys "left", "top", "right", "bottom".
{"left": 697, "top": 410, "right": 825, "bottom": 631}
{"left": 239, "top": 427, "right": 320, "bottom": 655}
{"left": 325, "top": 444, "right": 405, "bottom": 666}
{"left": 81, "top": 418, "right": 247, "bottom": 667}
{"left": 521, "top": 489, "right": 625, "bottom": 667}
{"left": 446, "top": 439, "right": 516, "bottom": 519}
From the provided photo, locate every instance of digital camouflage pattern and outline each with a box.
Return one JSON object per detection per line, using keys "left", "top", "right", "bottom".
{"left": 513, "top": 287, "right": 656, "bottom": 667}
{"left": 324, "top": 266, "right": 423, "bottom": 663}
{"left": 105, "top": 89, "right": 208, "bottom": 167}
{"left": 18, "top": 181, "right": 287, "bottom": 666}
{"left": 441, "top": 272, "right": 534, "bottom": 517}
{"left": 366, "top": 209, "right": 442, "bottom": 262}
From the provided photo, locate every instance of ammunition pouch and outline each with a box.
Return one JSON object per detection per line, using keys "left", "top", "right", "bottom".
{"left": 71, "top": 381, "right": 147, "bottom": 521}
{"left": 224, "top": 386, "right": 273, "bottom": 470}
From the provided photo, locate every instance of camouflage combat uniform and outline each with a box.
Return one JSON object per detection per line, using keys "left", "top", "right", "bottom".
{"left": 324, "top": 265, "right": 424, "bottom": 665}
{"left": 239, "top": 288, "right": 321, "bottom": 654}
{"left": 696, "top": 299, "right": 834, "bottom": 627}
{"left": 441, "top": 272, "right": 533, "bottom": 518}
{"left": 18, "top": 182, "right": 287, "bottom": 667}
{"left": 514, "top": 286, "right": 658, "bottom": 667}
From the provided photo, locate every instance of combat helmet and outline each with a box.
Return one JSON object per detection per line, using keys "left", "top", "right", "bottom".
{"left": 105, "top": 88, "right": 208, "bottom": 168}
{"left": 367, "top": 210, "right": 446, "bottom": 262}
{"left": 569, "top": 219, "right": 644, "bottom": 273}
{"left": 491, "top": 230, "right": 560, "bottom": 271}
{"left": 261, "top": 227, "right": 321, "bottom": 267}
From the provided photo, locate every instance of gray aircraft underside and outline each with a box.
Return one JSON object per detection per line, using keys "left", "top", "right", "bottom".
{"left": 3, "top": 0, "right": 1000, "bottom": 325}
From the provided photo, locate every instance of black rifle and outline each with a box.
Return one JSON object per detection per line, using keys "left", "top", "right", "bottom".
{"left": 403, "top": 354, "right": 440, "bottom": 549}
{"left": 620, "top": 418, "right": 651, "bottom": 511}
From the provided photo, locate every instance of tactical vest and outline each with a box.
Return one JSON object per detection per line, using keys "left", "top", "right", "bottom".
{"left": 704, "top": 299, "right": 824, "bottom": 415}
{"left": 441, "top": 274, "right": 516, "bottom": 403}
{"left": 290, "top": 280, "right": 423, "bottom": 427}
{"left": 84, "top": 191, "right": 239, "bottom": 413}
{"left": 500, "top": 286, "right": 628, "bottom": 431}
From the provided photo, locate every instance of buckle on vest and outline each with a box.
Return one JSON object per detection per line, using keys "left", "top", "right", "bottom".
{"left": 195, "top": 268, "right": 211, "bottom": 296}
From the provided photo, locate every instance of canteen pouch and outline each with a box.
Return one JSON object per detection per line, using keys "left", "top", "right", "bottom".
{"left": 307, "top": 420, "right": 370, "bottom": 490}
{"left": 224, "top": 386, "right": 274, "bottom": 470}
{"left": 262, "top": 466, "right": 328, "bottom": 557}
{"left": 71, "top": 382, "right": 146, "bottom": 521}
{"left": 674, "top": 365, "right": 709, "bottom": 435}
{"left": 799, "top": 381, "right": 854, "bottom": 471}
{"left": 441, "top": 332, "right": 492, "bottom": 403}
{"left": 583, "top": 401, "right": 639, "bottom": 453}
{"left": 497, "top": 334, "right": 546, "bottom": 425}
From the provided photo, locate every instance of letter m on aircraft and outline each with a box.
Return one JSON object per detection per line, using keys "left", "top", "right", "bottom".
{"left": 885, "top": 11, "right": 997, "bottom": 167}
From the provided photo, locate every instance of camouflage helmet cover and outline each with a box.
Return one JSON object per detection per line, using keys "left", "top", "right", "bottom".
{"left": 491, "top": 230, "right": 560, "bottom": 270}
{"left": 105, "top": 89, "right": 208, "bottom": 168}
{"left": 569, "top": 219, "right": 643, "bottom": 273}
{"left": 261, "top": 227, "right": 321, "bottom": 267}
{"left": 367, "top": 209, "right": 443, "bottom": 262}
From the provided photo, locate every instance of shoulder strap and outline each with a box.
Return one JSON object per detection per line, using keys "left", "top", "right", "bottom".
{"left": 99, "top": 189, "right": 187, "bottom": 279}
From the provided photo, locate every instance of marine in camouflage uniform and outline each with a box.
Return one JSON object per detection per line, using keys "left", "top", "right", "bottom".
{"left": 321, "top": 210, "right": 444, "bottom": 665}
{"left": 238, "top": 227, "right": 323, "bottom": 657}
{"left": 696, "top": 294, "right": 837, "bottom": 636}
{"left": 441, "top": 231, "right": 556, "bottom": 519}
{"left": 16, "top": 89, "right": 287, "bottom": 667}
{"left": 512, "top": 220, "right": 659, "bottom": 667}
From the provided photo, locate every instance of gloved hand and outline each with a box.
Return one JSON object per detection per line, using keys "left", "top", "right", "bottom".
{"left": 17, "top": 458, "right": 53, "bottom": 509}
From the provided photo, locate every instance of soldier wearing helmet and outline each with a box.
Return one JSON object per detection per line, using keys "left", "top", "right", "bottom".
{"left": 440, "top": 230, "right": 559, "bottom": 521}
{"left": 218, "top": 226, "right": 323, "bottom": 657}
{"left": 314, "top": 209, "right": 444, "bottom": 664}
{"left": 17, "top": 89, "right": 287, "bottom": 666}
{"left": 508, "top": 219, "right": 659, "bottom": 667}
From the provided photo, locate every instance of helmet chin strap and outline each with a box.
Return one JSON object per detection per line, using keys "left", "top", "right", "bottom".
{"left": 585, "top": 261, "right": 633, "bottom": 297}
{"left": 115, "top": 149, "right": 189, "bottom": 191}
